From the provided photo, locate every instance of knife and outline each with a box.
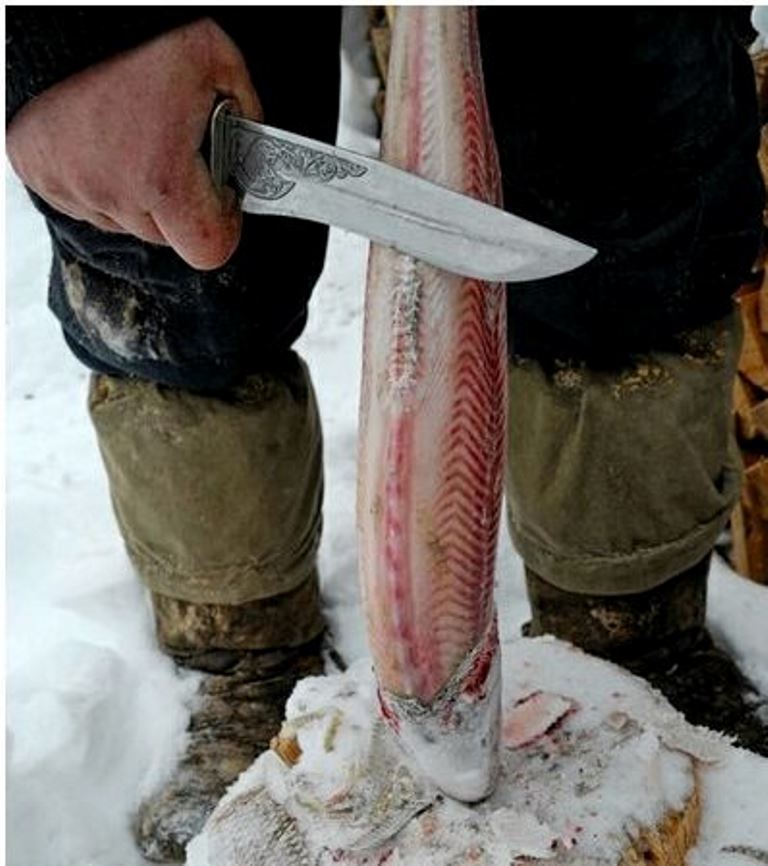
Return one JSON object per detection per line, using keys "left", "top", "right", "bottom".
{"left": 210, "top": 100, "right": 596, "bottom": 283}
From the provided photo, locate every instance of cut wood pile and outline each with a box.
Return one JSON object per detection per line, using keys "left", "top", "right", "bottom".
{"left": 731, "top": 275, "right": 768, "bottom": 584}
{"left": 368, "top": 7, "right": 392, "bottom": 122}
{"left": 730, "top": 48, "right": 768, "bottom": 585}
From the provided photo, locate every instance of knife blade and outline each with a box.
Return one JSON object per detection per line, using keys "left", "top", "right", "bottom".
{"left": 210, "top": 101, "right": 596, "bottom": 283}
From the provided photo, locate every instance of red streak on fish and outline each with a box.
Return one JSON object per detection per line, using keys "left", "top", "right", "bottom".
{"left": 461, "top": 619, "right": 499, "bottom": 702}
{"left": 376, "top": 687, "right": 401, "bottom": 735}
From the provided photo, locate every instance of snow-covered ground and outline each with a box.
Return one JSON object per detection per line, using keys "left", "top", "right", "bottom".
{"left": 6, "top": 10, "right": 768, "bottom": 866}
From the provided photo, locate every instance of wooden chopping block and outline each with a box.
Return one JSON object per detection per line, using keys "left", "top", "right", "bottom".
{"left": 189, "top": 639, "right": 724, "bottom": 866}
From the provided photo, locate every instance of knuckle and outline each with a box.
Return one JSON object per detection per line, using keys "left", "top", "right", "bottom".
{"left": 196, "top": 16, "right": 219, "bottom": 39}
{"left": 191, "top": 17, "right": 223, "bottom": 65}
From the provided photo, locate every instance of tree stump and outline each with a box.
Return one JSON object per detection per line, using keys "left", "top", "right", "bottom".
{"left": 187, "top": 638, "right": 725, "bottom": 866}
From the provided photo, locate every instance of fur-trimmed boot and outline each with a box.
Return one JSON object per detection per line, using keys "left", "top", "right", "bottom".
{"left": 133, "top": 588, "right": 325, "bottom": 863}
{"left": 524, "top": 555, "right": 768, "bottom": 755}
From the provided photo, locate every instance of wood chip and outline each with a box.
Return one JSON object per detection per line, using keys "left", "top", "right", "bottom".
{"left": 270, "top": 732, "right": 302, "bottom": 767}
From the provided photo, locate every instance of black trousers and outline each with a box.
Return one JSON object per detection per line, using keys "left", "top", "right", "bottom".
{"left": 36, "top": 8, "right": 763, "bottom": 391}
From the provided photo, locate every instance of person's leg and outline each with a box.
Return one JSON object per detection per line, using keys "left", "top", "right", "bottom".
{"left": 479, "top": 8, "right": 768, "bottom": 750}
{"left": 29, "top": 9, "right": 342, "bottom": 860}
{"left": 88, "top": 355, "right": 325, "bottom": 863}
{"left": 506, "top": 317, "right": 768, "bottom": 752}
{"left": 506, "top": 314, "right": 742, "bottom": 599}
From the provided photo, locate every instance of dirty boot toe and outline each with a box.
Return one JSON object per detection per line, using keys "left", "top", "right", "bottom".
{"left": 133, "top": 641, "right": 324, "bottom": 862}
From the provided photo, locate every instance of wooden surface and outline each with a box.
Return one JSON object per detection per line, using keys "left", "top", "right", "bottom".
{"left": 192, "top": 639, "right": 721, "bottom": 866}
{"left": 620, "top": 780, "right": 700, "bottom": 866}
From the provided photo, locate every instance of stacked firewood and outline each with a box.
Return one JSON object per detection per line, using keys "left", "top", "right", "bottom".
{"left": 729, "top": 49, "right": 768, "bottom": 584}
{"left": 732, "top": 280, "right": 768, "bottom": 583}
{"left": 368, "top": 7, "right": 393, "bottom": 122}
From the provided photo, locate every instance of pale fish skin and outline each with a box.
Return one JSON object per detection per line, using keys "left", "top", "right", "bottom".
{"left": 357, "top": 6, "right": 507, "bottom": 802}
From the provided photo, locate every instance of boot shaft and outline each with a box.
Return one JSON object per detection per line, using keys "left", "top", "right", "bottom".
{"left": 524, "top": 555, "right": 709, "bottom": 661}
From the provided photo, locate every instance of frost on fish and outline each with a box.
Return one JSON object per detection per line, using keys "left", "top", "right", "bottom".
{"left": 357, "top": 6, "right": 506, "bottom": 802}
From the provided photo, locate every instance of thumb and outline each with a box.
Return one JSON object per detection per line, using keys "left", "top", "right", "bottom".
{"left": 151, "top": 152, "right": 241, "bottom": 270}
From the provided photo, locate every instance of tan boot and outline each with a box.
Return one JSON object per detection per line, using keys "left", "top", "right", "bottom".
{"left": 134, "top": 585, "right": 325, "bottom": 863}
{"left": 524, "top": 555, "right": 768, "bottom": 755}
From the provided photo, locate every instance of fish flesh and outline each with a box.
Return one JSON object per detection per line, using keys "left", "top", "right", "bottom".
{"left": 357, "top": 5, "right": 506, "bottom": 802}
{"left": 502, "top": 692, "right": 578, "bottom": 749}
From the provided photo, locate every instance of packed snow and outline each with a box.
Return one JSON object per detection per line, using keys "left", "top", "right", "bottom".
{"left": 6, "top": 9, "right": 768, "bottom": 866}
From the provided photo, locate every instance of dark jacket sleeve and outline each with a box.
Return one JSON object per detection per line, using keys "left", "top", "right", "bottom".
{"left": 6, "top": 7, "right": 203, "bottom": 124}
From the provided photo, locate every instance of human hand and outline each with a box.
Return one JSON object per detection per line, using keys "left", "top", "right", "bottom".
{"left": 6, "top": 18, "right": 261, "bottom": 270}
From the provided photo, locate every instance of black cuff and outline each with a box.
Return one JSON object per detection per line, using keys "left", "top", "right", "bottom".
{"left": 6, "top": 7, "right": 202, "bottom": 124}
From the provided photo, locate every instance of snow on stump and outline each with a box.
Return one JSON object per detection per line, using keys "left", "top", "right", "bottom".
{"left": 187, "top": 637, "right": 728, "bottom": 866}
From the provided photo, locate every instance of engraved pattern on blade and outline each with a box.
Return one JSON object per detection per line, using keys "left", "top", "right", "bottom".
{"left": 231, "top": 131, "right": 368, "bottom": 201}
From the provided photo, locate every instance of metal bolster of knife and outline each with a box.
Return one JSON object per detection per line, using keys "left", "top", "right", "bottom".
{"left": 210, "top": 98, "right": 239, "bottom": 193}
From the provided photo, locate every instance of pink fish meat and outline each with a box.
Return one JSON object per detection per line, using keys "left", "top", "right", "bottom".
{"left": 357, "top": 6, "right": 507, "bottom": 801}
{"left": 502, "top": 692, "right": 578, "bottom": 749}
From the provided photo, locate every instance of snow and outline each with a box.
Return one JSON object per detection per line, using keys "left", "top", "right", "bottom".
{"left": 6, "top": 151, "right": 199, "bottom": 866}
{"left": 5, "top": 8, "right": 768, "bottom": 865}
